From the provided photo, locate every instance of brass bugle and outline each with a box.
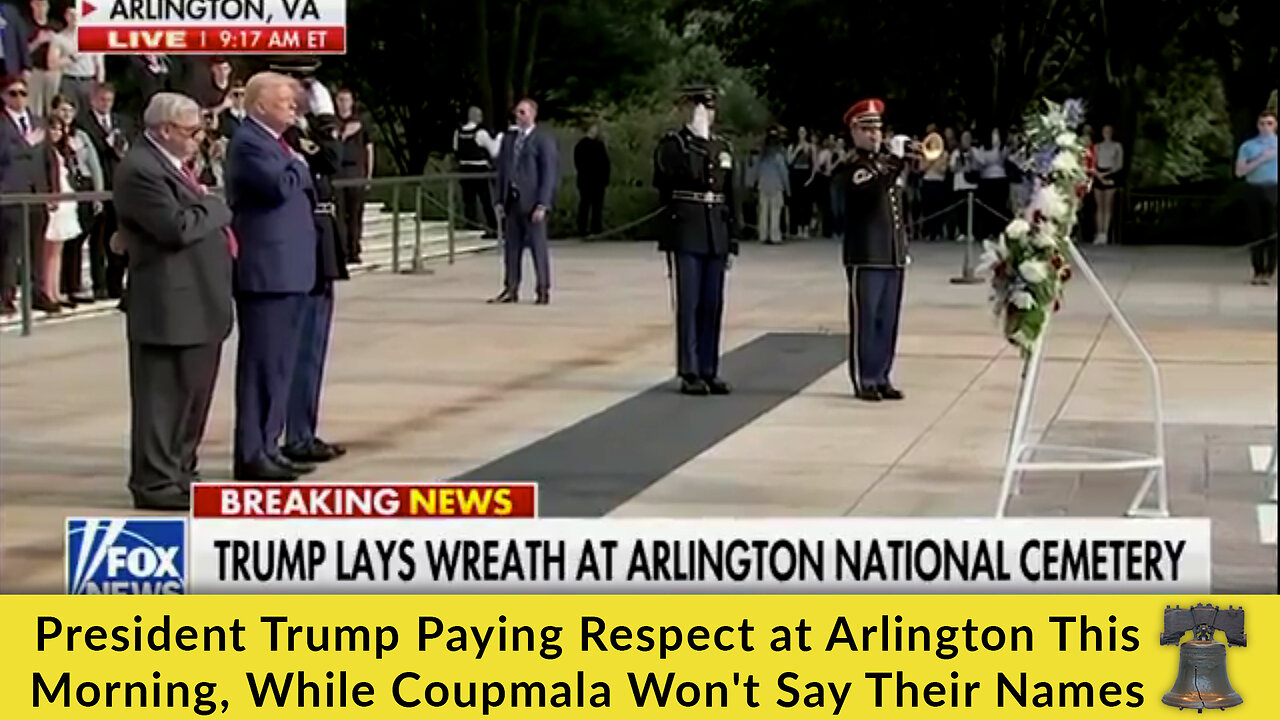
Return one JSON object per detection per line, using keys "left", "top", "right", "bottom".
{"left": 919, "top": 132, "right": 945, "bottom": 161}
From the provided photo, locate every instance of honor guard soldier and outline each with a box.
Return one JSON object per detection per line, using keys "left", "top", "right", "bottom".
{"left": 273, "top": 55, "right": 350, "bottom": 463}
{"left": 842, "top": 98, "right": 908, "bottom": 401}
{"left": 653, "top": 84, "right": 737, "bottom": 395}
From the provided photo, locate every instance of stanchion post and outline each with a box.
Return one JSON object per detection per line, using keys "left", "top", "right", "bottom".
{"left": 391, "top": 183, "right": 402, "bottom": 273}
{"left": 20, "top": 206, "right": 33, "bottom": 336}
{"left": 949, "top": 191, "right": 982, "bottom": 285}
{"left": 447, "top": 177, "right": 457, "bottom": 265}
{"left": 412, "top": 181, "right": 423, "bottom": 273}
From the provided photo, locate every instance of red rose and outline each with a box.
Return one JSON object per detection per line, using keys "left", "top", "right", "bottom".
{"left": 1050, "top": 255, "right": 1063, "bottom": 269}
{"left": 1061, "top": 267, "right": 1073, "bottom": 282}
{"left": 1053, "top": 299, "right": 1062, "bottom": 312}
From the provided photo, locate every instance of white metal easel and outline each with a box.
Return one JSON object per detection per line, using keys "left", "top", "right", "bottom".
{"left": 1266, "top": 426, "right": 1277, "bottom": 503}
{"left": 995, "top": 242, "right": 1169, "bottom": 518}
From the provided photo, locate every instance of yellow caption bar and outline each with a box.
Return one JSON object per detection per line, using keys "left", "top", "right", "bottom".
{"left": 0, "top": 595, "right": 1275, "bottom": 717}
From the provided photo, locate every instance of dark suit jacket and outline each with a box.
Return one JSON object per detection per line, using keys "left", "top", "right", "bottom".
{"left": 0, "top": 4, "right": 31, "bottom": 77}
{"left": 496, "top": 125, "right": 559, "bottom": 215}
{"left": 225, "top": 116, "right": 317, "bottom": 294}
{"left": 283, "top": 116, "right": 348, "bottom": 289}
{"left": 113, "top": 138, "right": 234, "bottom": 347}
{"left": 76, "top": 110, "right": 133, "bottom": 189}
{"left": 0, "top": 109, "right": 51, "bottom": 194}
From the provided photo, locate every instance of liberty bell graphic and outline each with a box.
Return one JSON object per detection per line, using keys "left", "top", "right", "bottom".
{"left": 1160, "top": 603, "right": 1245, "bottom": 712}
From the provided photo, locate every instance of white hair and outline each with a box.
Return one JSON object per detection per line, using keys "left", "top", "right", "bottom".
{"left": 143, "top": 92, "right": 200, "bottom": 130}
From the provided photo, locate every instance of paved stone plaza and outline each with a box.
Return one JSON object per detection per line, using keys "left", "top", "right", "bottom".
{"left": 1, "top": 240, "right": 1275, "bottom": 592}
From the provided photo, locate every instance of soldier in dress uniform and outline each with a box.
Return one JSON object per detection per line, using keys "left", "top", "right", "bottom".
{"left": 841, "top": 98, "right": 909, "bottom": 402}
{"left": 653, "top": 84, "right": 738, "bottom": 395}
{"left": 272, "top": 56, "right": 350, "bottom": 463}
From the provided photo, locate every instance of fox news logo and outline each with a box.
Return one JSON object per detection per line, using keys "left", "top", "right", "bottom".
{"left": 66, "top": 518, "right": 186, "bottom": 595}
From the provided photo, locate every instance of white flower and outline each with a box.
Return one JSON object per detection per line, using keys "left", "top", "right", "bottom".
{"left": 1010, "top": 291, "right": 1037, "bottom": 310}
{"left": 1031, "top": 185, "right": 1069, "bottom": 220}
{"left": 1018, "top": 260, "right": 1050, "bottom": 284}
{"left": 1055, "top": 132, "right": 1077, "bottom": 149}
{"left": 1004, "top": 218, "right": 1032, "bottom": 240}
{"left": 1051, "top": 151, "right": 1079, "bottom": 174}
{"left": 1030, "top": 229, "right": 1057, "bottom": 249}
{"left": 978, "top": 238, "right": 1008, "bottom": 275}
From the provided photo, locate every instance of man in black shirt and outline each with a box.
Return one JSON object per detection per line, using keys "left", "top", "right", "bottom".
{"left": 574, "top": 124, "right": 610, "bottom": 236}
{"left": 841, "top": 98, "right": 908, "bottom": 402}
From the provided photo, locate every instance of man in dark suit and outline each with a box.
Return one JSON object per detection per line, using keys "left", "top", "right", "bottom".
{"left": 78, "top": 82, "right": 132, "bottom": 300}
{"left": 274, "top": 57, "right": 348, "bottom": 464}
{"left": 489, "top": 98, "right": 559, "bottom": 305}
{"left": 113, "top": 92, "right": 235, "bottom": 510}
{"left": 0, "top": 73, "right": 55, "bottom": 315}
{"left": 0, "top": 2, "right": 32, "bottom": 78}
{"left": 226, "top": 71, "right": 318, "bottom": 481}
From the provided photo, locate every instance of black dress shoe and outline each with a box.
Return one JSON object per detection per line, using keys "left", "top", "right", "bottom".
{"left": 535, "top": 292, "right": 549, "bottom": 305}
{"left": 132, "top": 486, "right": 191, "bottom": 511}
{"left": 679, "top": 377, "right": 710, "bottom": 395}
{"left": 274, "top": 455, "right": 316, "bottom": 474}
{"left": 235, "top": 458, "right": 299, "bottom": 481}
{"left": 703, "top": 377, "right": 732, "bottom": 395}
{"left": 317, "top": 439, "right": 347, "bottom": 457}
{"left": 854, "top": 388, "right": 882, "bottom": 402}
{"left": 878, "top": 384, "right": 904, "bottom": 400}
{"left": 283, "top": 440, "right": 340, "bottom": 463}
{"left": 487, "top": 289, "right": 518, "bottom": 304}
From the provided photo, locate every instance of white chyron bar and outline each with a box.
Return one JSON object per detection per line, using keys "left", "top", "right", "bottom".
{"left": 188, "top": 518, "right": 1212, "bottom": 594}
{"left": 77, "top": 0, "right": 348, "bottom": 54}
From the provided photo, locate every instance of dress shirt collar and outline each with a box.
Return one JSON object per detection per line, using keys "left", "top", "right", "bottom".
{"left": 145, "top": 132, "right": 185, "bottom": 170}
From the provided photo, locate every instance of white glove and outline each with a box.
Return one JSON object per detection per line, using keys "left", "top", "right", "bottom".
{"left": 307, "top": 81, "right": 335, "bottom": 116}
{"left": 689, "top": 105, "right": 711, "bottom": 139}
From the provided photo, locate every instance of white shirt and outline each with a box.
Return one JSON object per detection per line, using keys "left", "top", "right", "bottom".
{"left": 950, "top": 148, "right": 979, "bottom": 191}
{"left": 456, "top": 121, "right": 501, "bottom": 159}
{"left": 976, "top": 146, "right": 1008, "bottom": 179}
{"left": 1095, "top": 140, "right": 1123, "bottom": 171}
{"left": 6, "top": 107, "right": 33, "bottom": 135}
{"left": 58, "top": 28, "right": 103, "bottom": 79}
{"left": 145, "top": 132, "right": 185, "bottom": 171}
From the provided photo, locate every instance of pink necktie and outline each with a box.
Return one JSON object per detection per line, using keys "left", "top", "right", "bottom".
{"left": 182, "top": 165, "right": 238, "bottom": 258}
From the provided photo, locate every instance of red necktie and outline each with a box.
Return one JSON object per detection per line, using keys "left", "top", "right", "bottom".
{"left": 182, "top": 164, "right": 238, "bottom": 258}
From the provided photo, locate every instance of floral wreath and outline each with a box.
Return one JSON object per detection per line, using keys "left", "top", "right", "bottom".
{"left": 979, "top": 98, "right": 1090, "bottom": 359}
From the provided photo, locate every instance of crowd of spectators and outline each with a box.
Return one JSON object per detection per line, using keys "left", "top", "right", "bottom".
{"left": 0, "top": 0, "right": 374, "bottom": 316}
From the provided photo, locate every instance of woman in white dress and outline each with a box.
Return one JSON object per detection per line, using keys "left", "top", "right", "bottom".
{"left": 1091, "top": 124, "right": 1125, "bottom": 244}
{"left": 42, "top": 117, "right": 83, "bottom": 308}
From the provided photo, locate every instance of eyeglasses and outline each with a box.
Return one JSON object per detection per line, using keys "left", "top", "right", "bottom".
{"left": 170, "top": 123, "right": 204, "bottom": 139}
{"left": 6, "top": 89, "right": 28, "bottom": 97}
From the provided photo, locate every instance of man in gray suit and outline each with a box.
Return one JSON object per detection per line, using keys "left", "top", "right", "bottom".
{"left": 489, "top": 98, "right": 559, "bottom": 305}
{"left": 113, "top": 92, "right": 235, "bottom": 510}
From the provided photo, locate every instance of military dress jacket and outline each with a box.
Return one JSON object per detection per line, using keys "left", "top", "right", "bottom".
{"left": 842, "top": 148, "right": 908, "bottom": 267}
{"left": 653, "top": 126, "right": 738, "bottom": 256}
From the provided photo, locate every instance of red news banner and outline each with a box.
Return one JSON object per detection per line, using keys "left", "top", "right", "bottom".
{"left": 193, "top": 483, "right": 539, "bottom": 519}
{"left": 76, "top": 0, "right": 347, "bottom": 54}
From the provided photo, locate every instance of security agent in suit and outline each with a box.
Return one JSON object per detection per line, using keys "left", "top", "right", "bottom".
{"left": 113, "top": 93, "right": 235, "bottom": 510}
{"left": 276, "top": 57, "right": 349, "bottom": 465}
{"left": 652, "top": 85, "right": 737, "bottom": 396}
{"left": 841, "top": 98, "right": 908, "bottom": 402}
{"left": 0, "top": 74, "right": 55, "bottom": 314}
{"left": 489, "top": 98, "right": 559, "bottom": 305}
{"left": 226, "top": 71, "right": 320, "bottom": 481}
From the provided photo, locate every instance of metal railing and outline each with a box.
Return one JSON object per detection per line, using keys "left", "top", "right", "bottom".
{"left": 1, "top": 173, "right": 495, "bottom": 337}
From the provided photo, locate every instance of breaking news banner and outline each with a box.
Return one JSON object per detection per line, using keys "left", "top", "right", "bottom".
{"left": 1, "top": 595, "right": 1275, "bottom": 717}
{"left": 66, "top": 483, "right": 1212, "bottom": 595}
{"left": 76, "top": 0, "right": 347, "bottom": 54}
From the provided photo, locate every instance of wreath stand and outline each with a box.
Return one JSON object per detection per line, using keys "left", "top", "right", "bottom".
{"left": 995, "top": 241, "right": 1169, "bottom": 518}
